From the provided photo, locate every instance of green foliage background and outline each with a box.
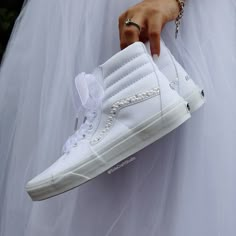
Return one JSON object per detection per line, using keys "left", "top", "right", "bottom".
{"left": 0, "top": 8, "right": 19, "bottom": 62}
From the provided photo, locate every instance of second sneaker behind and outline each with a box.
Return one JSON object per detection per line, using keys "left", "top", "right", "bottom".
{"left": 146, "top": 40, "right": 205, "bottom": 113}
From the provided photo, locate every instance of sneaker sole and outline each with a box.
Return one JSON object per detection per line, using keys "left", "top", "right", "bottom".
{"left": 27, "top": 100, "right": 191, "bottom": 201}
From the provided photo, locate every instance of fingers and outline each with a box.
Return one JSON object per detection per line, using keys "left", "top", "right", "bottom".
{"left": 147, "top": 15, "right": 163, "bottom": 56}
{"left": 119, "top": 14, "right": 144, "bottom": 49}
{"left": 118, "top": 5, "right": 164, "bottom": 54}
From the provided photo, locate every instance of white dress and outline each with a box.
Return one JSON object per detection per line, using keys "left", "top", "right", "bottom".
{"left": 0, "top": 0, "right": 236, "bottom": 235}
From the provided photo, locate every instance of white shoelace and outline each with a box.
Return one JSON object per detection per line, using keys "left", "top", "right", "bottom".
{"left": 62, "top": 72, "right": 104, "bottom": 154}
{"left": 62, "top": 109, "right": 97, "bottom": 154}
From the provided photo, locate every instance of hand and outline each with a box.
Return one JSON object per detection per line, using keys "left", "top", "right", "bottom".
{"left": 118, "top": 0, "right": 180, "bottom": 55}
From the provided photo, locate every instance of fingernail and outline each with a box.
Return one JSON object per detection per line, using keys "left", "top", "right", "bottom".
{"left": 152, "top": 54, "right": 159, "bottom": 62}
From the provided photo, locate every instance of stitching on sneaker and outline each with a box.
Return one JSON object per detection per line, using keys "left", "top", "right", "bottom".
{"left": 104, "top": 53, "right": 144, "bottom": 79}
{"left": 105, "top": 60, "right": 150, "bottom": 89}
{"left": 104, "top": 71, "right": 154, "bottom": 100}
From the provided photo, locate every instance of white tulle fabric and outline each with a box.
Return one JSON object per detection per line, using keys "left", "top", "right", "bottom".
{"left": 0, "top": 0, "right": 236, "bottom": 235}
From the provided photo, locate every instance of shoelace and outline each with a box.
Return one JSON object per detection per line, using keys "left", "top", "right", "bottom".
{"left": 62, "top": 72, "right": 104, "bottom": 154}
{"left": 62, "top": 109, "right": 97, "bottom": 154}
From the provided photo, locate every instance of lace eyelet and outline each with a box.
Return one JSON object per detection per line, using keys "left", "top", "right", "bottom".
{"left": 201, "top": 90, "right": 205, "bottom": 98}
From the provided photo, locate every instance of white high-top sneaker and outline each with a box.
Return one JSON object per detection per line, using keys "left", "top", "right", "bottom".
{"left": 146, "top": 40, "right": 205, "bottom": 112}
{"left": 26, "top": 42, "right": 191, "bottom": 201}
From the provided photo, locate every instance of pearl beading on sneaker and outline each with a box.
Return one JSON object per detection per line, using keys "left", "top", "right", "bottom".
{"left": 169, "top": 80, "right": 178, "bottom": 90}
{"left": 90, "top": 87, "right": 160, "bottom": 145}
{"left": 185, "top": 75, "right": 190, "bottom": 81}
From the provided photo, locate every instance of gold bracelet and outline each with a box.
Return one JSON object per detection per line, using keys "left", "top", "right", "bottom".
{"left": 175, "top": 0, "right": 185, "bottom": 38}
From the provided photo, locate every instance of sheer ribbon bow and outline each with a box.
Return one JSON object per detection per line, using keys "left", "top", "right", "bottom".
{"left": 62, "top": 72, "right": 104, "bottom": 153}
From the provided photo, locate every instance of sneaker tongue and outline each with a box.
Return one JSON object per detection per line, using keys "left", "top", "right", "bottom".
{"left": 75, "top": 72, "right": 104, "bottom": 110}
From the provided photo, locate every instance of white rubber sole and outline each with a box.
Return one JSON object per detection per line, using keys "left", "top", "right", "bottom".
{"left": 27, "top": 100, "right": 191, "bottom": 201}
